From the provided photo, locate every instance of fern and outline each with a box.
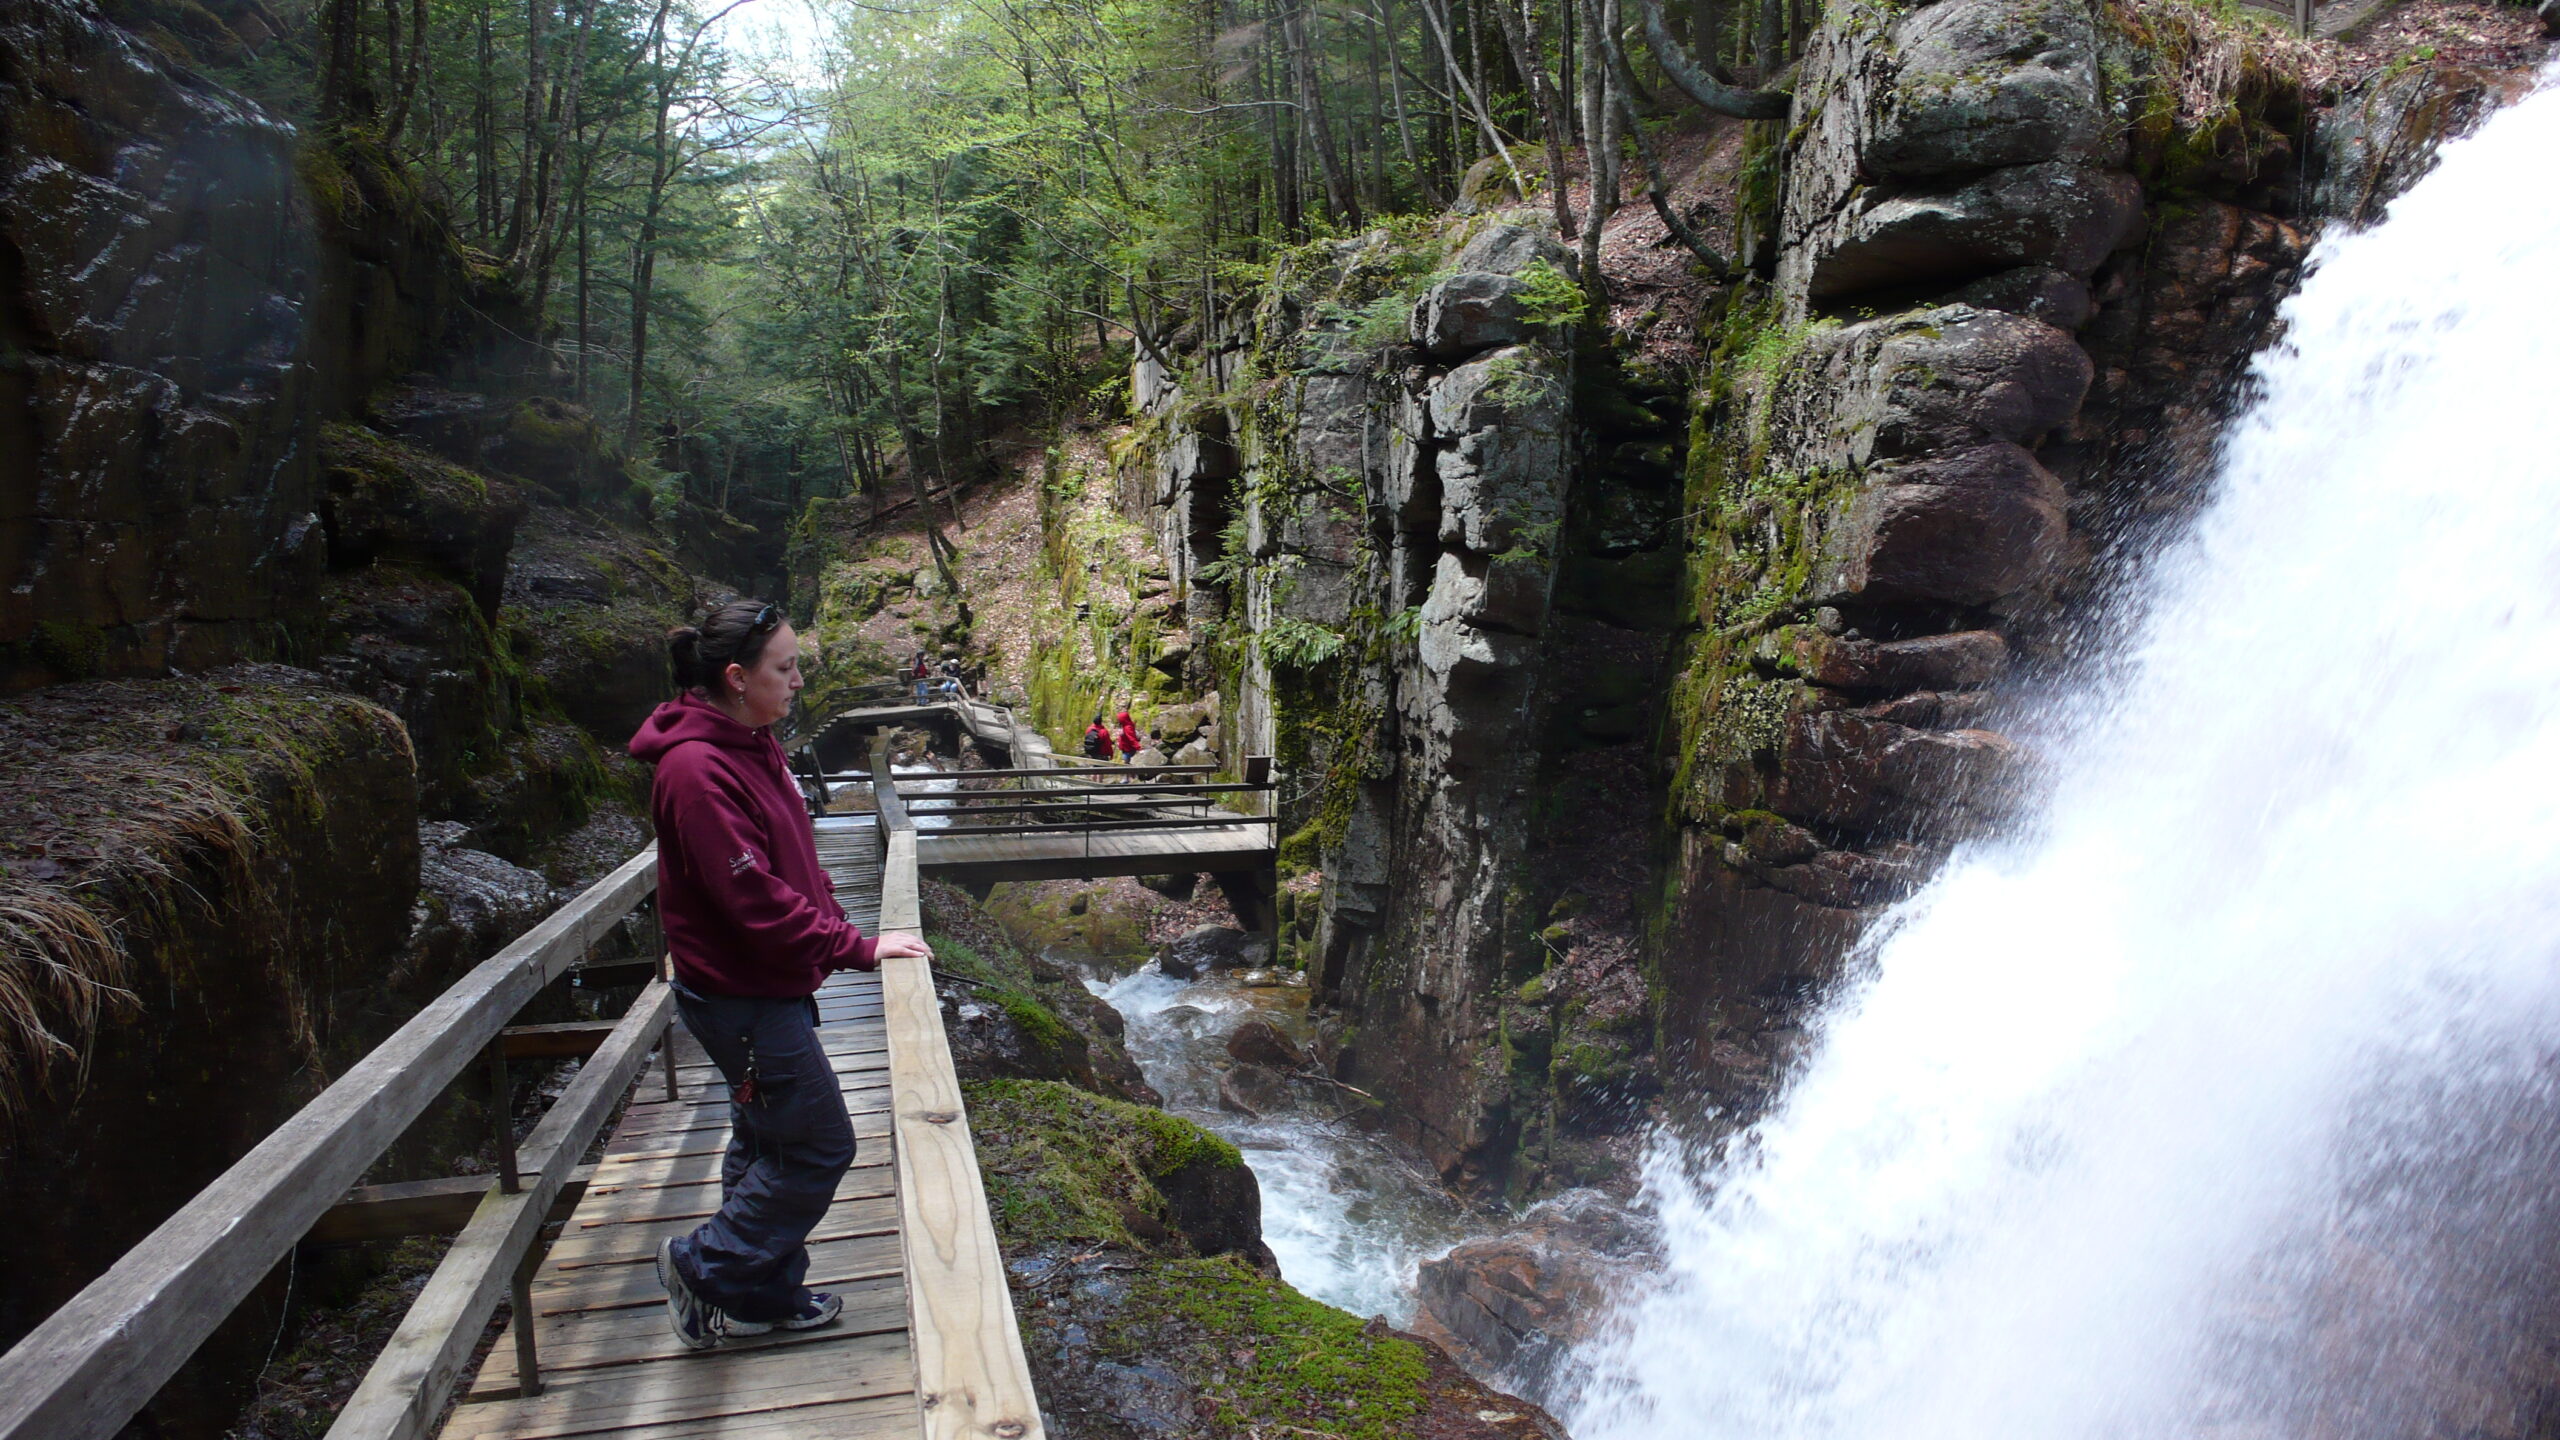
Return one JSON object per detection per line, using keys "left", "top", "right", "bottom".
{"left": 1260, "top": 617, "right": 1346, "bottom": 668}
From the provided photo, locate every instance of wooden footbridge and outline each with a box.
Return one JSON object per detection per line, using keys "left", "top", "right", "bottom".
{"left": 0, "top": 697, "right": 1279, "bottom": 1440}
{"left": 803, "top": 695, "right": 1281, "bottom": 926}
{"left": 0, "top": 776, "right": 1023, "bottom": 1440}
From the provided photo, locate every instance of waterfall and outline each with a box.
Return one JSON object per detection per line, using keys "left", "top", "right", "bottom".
{"left": 1567, "top": 69, "right": 2560, "bottom": 1440}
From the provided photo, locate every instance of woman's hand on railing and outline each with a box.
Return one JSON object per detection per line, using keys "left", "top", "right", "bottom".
{"left": 873, "top": 933, "right": 934, "bottom": 961}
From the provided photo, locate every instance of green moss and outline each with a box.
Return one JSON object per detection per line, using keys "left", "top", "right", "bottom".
{"left": 967, "top": 1078, "right": 1242, "bottom": 1251}
{"left": 1100, "top": 1257, "right": 1432, "bottom": 1440}
{"left": 31, "top": 621, "right": 107, "bottom": 679}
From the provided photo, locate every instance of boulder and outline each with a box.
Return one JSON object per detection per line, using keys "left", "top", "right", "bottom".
{"left": 1860, "top": 0, "right": 2108, "bottom": 179}
{"left": 1446, "top": 220, "right": 1570, "bottom": 276}
{"left": 1414, "top": 1190, "right": 1652, "bottom": 1392}
{"left": 1806, "top": 163, "right": 2141, "bottom": 299}
{"left": 1817, "top": 443, "right": 2069, "bottom": 608}
{"left": 1791, "top": 308, "right": 2091, "bottom": 469}
{"left": 1217, "top": 1063, "right": 1297, "bottom": 1117}
{"left": 318, "top": 424, "right": 526, "bottom": 615}
{"left": 1162, "top": 923, "right": 1268, "bottom": 976}
{"left": 484, "top": 397, "right": 614, "bottom": 503}
{"left": 1413, "top": 272, "right": 1531, "bottom": 359}
{"left": 1136, "top": 872, "right": 1199, "bottom": 900}
{"left": 1153, "top": 701, "right": 1212, "bottom": 747}
{"left": 406, "top": 822, "right": 554, "bottom": 981}
{"left": 369, "top": 382, "right": 500, "bottom": 464}
{"left": 1226, "top": 1020, "right": 1307, "bottom": 1070}
{"left": 1171, "top": 737, "right": 1217, "bottom": 768}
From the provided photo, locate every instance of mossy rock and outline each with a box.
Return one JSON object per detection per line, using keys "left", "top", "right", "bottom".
{"left": 318, "top": 423, "right": 526, "bottom": 615}
{"left": 967, "top": 1077, "right": 1253, "bottom": 1257}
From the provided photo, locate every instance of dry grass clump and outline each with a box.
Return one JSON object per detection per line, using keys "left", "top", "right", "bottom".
{"left": 2114, "top": 0, "right": 2337, "bottom": 129}
{"left": 0, "top": 671, "right": 342, "bottom": 1129}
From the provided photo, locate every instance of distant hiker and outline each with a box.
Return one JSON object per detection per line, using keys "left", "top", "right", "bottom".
{"left": 1115, "top": 710, "right": 1142, "bottom": 762}
{"left": 630, "top": 599, "right": 933, "bottom": 1351}
{"left": 1082, "top": 714, "right": 1111, "bottom": 760}
{"left": 910, "top": 650, "right": 931, "bottom": 702}
{"left": 938, "top": 655, "right": 964, "bottom": 700}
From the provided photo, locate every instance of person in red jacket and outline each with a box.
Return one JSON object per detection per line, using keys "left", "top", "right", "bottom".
{"left": 629, "top": 598, "right": 931, "bottom": 1349}
{"left": 1115, "top": 709, "right": 1142, "bottom": 763}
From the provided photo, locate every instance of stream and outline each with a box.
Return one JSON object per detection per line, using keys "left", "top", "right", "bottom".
{"left": 1090, "top": 960, "right": 1486, "bottom": 1325}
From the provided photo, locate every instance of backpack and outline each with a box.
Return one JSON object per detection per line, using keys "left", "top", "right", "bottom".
{"left": 1082, "top": 726, "right": 1108, "bottom": 759}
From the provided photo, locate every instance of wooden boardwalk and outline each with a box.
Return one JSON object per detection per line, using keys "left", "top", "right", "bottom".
{"left": 812, "top": 699, "right": 1279, "bottom": 888}
{"left": 914, "top": 822, "right": 1275, "bottom": 885}
{"left": 438, "top": 819, "right": 921, "bottom": 1440}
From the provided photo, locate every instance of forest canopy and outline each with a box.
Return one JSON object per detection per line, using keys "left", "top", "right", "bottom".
{"left": 153, "top": 0, "right": 1804, "bottom": 523}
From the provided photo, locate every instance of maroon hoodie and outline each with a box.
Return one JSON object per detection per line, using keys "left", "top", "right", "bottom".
{"left": 629, "top": 694, "right": 878, "bottom": 996}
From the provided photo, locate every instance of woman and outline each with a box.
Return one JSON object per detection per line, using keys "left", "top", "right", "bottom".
{"left": 1114, "top": 709, "right": 1142, "bottom": 763}
{"left": 628, "top": 599, "right": 933, "bottom": 1349}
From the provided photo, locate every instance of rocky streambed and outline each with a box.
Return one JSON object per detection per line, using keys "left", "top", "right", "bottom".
{"left": 1091, "top": 948, "right": 1490, "bottom": 1326}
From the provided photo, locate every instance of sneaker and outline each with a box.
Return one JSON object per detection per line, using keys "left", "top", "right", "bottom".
{"left": 724, "top": 1291, "right": 843, "bottom": 1337}
{"left": 657, "top": 1237, "right": 722, "bottom": 1350}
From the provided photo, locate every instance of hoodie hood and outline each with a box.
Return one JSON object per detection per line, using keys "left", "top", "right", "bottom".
{"left": 629, "top": 694, "right": 765, "bottom": 763}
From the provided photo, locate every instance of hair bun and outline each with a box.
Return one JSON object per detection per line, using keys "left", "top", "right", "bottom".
{"left": 667, "top": 626, "right": 706, "bottom": 689}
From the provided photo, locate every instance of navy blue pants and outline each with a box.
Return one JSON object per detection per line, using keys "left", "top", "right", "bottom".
{"left": 665, "top": 984, "right": 853, "bottom": 1324}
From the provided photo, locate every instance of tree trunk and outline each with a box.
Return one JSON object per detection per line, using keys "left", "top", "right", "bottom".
{"left": 1488, "top": 0, "right": 1578, "bottom": 237}
{"left": 1284, "top": 5, "right": 1361, "bottom": 228}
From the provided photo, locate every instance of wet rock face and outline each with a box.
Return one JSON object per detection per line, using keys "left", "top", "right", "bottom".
{"left": 0, "top": 0, "right": 323, "bottom": 685}
{"left": 1414, "top": 1190, "right": 1651, "bottom": 1393}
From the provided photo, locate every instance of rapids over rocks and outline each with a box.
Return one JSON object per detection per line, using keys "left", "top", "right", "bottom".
{"left": 1560, "top": 63, "right": 2560, "bottom": 1440}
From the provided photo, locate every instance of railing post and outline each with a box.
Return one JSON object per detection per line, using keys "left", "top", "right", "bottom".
{"left": 658, "top": 952, "right": 680, "bottom": 1102}
{"left": 509, "top": 1246, "right": 543, "bottom": 1397}
{"left": 487, "top": 1047, "right": 518, "bottom": 1194}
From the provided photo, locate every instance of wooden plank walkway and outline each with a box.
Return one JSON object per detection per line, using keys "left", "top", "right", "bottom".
{"left": 915, "top": 822, "right": 1275, "bottom": 884}
{"left": 439, "top": 819, "right": 915, "bottom": 1440}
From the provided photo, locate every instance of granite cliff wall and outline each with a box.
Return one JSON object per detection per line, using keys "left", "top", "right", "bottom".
{"left": 1122, "top": 0, "right": 2541, "bottom": 1210}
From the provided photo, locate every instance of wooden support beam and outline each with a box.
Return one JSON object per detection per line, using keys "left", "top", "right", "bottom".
{"left": 323, "top": 980, "right": 677, "bottom": 1440}
{"left": 567, "top": 959, "right": 660, "bottom": 990}
{"left": 0, "top": 846, "right": 657, "bottom": 1440}
{"left": 302, "top": 1169, "right": 596, "bottom": 1247}
{"left": 496, "top": 1021, "right": 620, "bottom": 1060}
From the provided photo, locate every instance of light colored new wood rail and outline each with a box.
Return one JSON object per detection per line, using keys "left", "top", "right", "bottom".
{"left": 871, "top": 736, "right": 1046, "bottom": 1440}
{"left": 325, "top": 980, "right": 675, "bottom": 1440}
{"left": 0, "top": 845, "right": 660, "bottom": 1440}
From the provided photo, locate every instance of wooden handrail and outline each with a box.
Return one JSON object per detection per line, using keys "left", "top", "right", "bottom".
{"left": 903, "top": 781, "right": 1270, "bottom": 800}
{"left": 925, "top": 814, "right": 1280, "bottom": 837}
{"left": 870, "top": 742, "right": 1046, "bottom": 1440}
{"left": 325, "top": 981, "right": 676, "bottom": 1439}
{"left": 0, "top": 846, "right": 658, "bottom": 1440}
{"left": 872, "top": 736, "right": 913, "bottom": 836}
{"left": 890, "top": 764, "right": 1220, "bottom": 782}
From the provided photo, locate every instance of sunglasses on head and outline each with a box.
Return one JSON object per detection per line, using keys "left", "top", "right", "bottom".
{"left": 745, "top": 603, "right": 780, "bottom": 635}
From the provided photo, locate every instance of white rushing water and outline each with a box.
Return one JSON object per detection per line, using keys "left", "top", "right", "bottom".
{"left": 1567, "top": 70, "right": 2560, "bottom": 1440}
{"left": 1096, "top": 962, "right": 1484, "bottom": 1323}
